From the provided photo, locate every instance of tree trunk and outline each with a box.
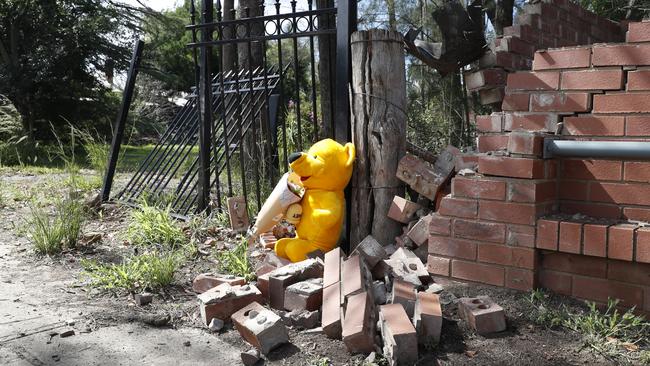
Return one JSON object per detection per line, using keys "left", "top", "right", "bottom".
{"left": 350, "top": 29, "right": 407, "bottom": 248}
{"left": 221, "top": 0, "right": 236, "bottom": 73}
{"left": 237, "top": 0, "right": 264, "bottom": 71}
{"left": 317, "top": 0, "right": 336, "bottom": 138}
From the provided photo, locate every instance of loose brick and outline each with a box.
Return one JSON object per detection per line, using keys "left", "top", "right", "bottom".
{"left": 541, "top": 252, "right": 607, "bottom": 277}
{"left": 592, "top": 44, "right": 650, "bottom": 66}
{"left": 378, "top": 304, "right": 418, "bottom": 365}
{"left": 562, "top": 159, "right": 622, "bottom": 180}
{"left": 508, "top": 180, "right": 556, "bottom": 203}
{"left": 539, "top": 270, "right": 573, "bottom": 295}
{"left": 583, "top": 224, "right": 608, "bottom": 257}
{"left": 426, "top": 255, "right": 450, "bottom": 276}
{"left": 536, "top": 219, "right": 559, "bottom": 250}
{"left": 559, "top": 221, "right": 582, "bottom": 254}
{"left": 439, "top": 196, "right": 478, "bottom": 218}
{"left": 341, "top": 254, "right": 373, "bottom": 299}
{"left": 322, "top": 282, "right": 342, "bottom": 338}
{"left": 476, "top": 113, "right": 504, "bottom": 132}
{"left": 429, "top": 214, "right": 451, "bottom": 236}
{"left": 198, "top": 283, "right": 263, "bottom": 325}
{"left": 193, "top": 273, "right": 246, "bottom": 293}
{"left": 479, "top": 201, "right": 544, "bottom": 225}
{"left": 530, "top": 92, "right": 590, "bottom": 112}
{"left": 479, "top": 156, "right": 545, "bottom": 179}
{"left": 267, "top": 258, "right": 324, "bottom": 310}
{"left": 451, "top": 260, "right": 505, "bottom": 286}
{"left": 608, "top": 224, "right": 636, "bottom": 261}
{"left": 591, "top": 183, "right": 650, "bottom": 206}
{"left": 413, "top": 292, "right": 442, "bottom": 344}
{"left": 353, "top": 235, "right": 387, "bottom": 267}
{"left": 625, "top": 116, "right": 650, "bottom": 136}
{"left": 452, "top": 176, "right": 506, "bottom": 200}
{"left": 502, "top": 93, "right": 530, "bottom": 111}
{"left": 396, "top": 152, "right": 455, "bottom": 201}
{"left": 259, "top": 232, "right": 278, "bottom": 249}
{"left": 561, "top": 69, "right": 624, "bottom": 90}
{"left": 506, "top": 71, "right": 560, "bottom": 91}
{"left": 507, "top": 131, "right": 544, "bottom": 156}
{"left": 232, "top": 302, "right": 289, "bottom": 355}
{"left": 623, "top": 161, "right": 650, "bottom": 182}
{"left": 505, "top": 268, "right": 535, "bottom": 291}
{"left": 390, "top": 279, "right": 416, "bottom": 317}
{"left": 563, "top": 115, "right": 625, "bottom": 136}
{"left": 323, "top": 247, "right": 342, "bottom": 288}
{"left": 637, "top": 228, "right": 650, "bottom": 263}
{"left": 387, "top": 196, "right": 421, "bottom": 224}
{"left": 342, "top": 291, "right": 376, "bottom": 354}
{"left": 572, "top": 276, "right": 644, "bottom": 308}
{"left": 504, "top": 113, "right": 559, "bottom": 132}
{"left": 594, "top": 93, "right": 650, "bottom": 113}
{"left": 386, "top": 248, "right": 431, "bottom": 286}
{"left": 284, "top": 278, "right": 323, "bottom": 311}
{"left": 458, "top": 296, "right": 507, "bottom": 334}
{"left": 227, "top": 196, "right": 250, "bottom": 232}
{"left": 478, "top": 134, "right": 509, "bottom": 153}
{"left": 429, "top": 236, "right": 477, "bottom": 260}
{"left": 494, "top": 36, "right": 536, "bottom": 57}
{"left": 533, "top": 48, "right": 591, "bottom": 70}
{"left": 407, "top": 215, "right": 432, "bottom": 247}
{"left": 627, "top": 21, "right": 650, "bottom": 42}
{"left": 453, "top": 219, "right": 506, "bottom": 243}
{"left": 465, "top": 68, "right": 507, "bottom": 90}
{"left": 507, "top": 224, "right": 536, "bottom": 248}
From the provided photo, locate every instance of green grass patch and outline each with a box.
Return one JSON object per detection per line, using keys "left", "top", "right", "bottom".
{"left": 29, "top": 198, "right": 87, "bottom": 255}
{"left": 81, "top": 252, "right": 179, "bottom": 291}
{"left": 216, "top": 237, "right": 254, "bottom": 281}
{"left": 126, "top": 201, "right": 187, "bottom": 250}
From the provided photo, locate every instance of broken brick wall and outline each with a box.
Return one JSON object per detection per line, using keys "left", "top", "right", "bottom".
{"left": 466, "top": 0, "right": 624, "bottom": 106}
{"left": 430, "top": 21, "right": 650, "bottom": 316}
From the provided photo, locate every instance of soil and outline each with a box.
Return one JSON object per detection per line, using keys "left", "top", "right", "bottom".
{"left": 0, "top": 170, "right": 621, "bottom": 365}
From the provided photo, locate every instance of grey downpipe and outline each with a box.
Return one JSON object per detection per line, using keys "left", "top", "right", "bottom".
{"left": 543, "top": 139, "right": 650, "bottom": 160}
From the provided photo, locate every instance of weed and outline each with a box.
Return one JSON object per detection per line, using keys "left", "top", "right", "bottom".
{"left": 640, "top": 350, "right": 650, "bottom": 365}
{"left": 126, "top": 201, "right": 187, "bottom": 250}
{"left": 65, "top": 174, "right": 102, "bottom": 192}
{"left": 528, "top": 288, "right": 567, "bottom": 328}
{"left": 81, "top": 252, "right": 179, "bottom": 291}
{"left": 29, "top": 197, "right": 86, "bottom": 255}
{"left": 217, "top": 237, "right": 254, "bottom": 281}
{"left": 308, "top": 357, "right": 331, "bottom": 366}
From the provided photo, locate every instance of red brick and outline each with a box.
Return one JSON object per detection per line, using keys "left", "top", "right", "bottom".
{"left": 506, "top": 268, "right": 535, "bottom": 291}
{"left": 478, "top": 244, "right": 535, "bottom": 269}
{"left": 608, "top": 224, "right": 636, "bottom": 261}
{"left": 479, "top": 156, "right": 545, "bottom": 179}
{"left": 323, "top": 247, "right": 342, "bottom": 288}
{"left": 541, "top": 252, "right": 607, "bottom": 277}
{"left": 563, "top": 115, "right": 625, "bottom": 136}
{"left": 479, "top": 201, "right": 544, "bottom": 225}
{"left": 626, "top": 21, "right": 650, "bottom": 42}
{"left": 594, "top": 93, "right": 650, "bottom": 113}
{"left": 560, "top": 201, "right": 621, "bottom": 219}
{"left": 504, "top": 113, "right": 558, "bottom": 132}
{"left": 506, "top": 71, "right": 560, "bottom": 91}
{"left": 627, "top": 70, "right": 650, "bottom": 90}
{"left": 407, "top": 216, "right": 432, "bottom": 247}
{"left": 284, "top": 279, "right": 323, "bottom": 311}
{"left": 559, "top": 221, "right": 582, "bottom": 254}
{"left": 455, "top": 154, "right": 479, "bottom": 171}
{"left": 502, "top": 93, "right": 530, "bottom": 111}
{"left": 192, "top": 273, "right": 246, "bottom": 293}
{"left": 341, "top": 255, "right": 372, "bottom": 299}
{"left": 607, "top": 260, "right": 650, "bottom": 286}
{"left": 533, "top": 48, "right": 591, "bottom": 70}
{"left": 495, "top": 36, "right": 536, "bottom": 57}
{"left": 507, "top": 224, "right": 536, "bottom": 248}
{"left": 322, "top": 282, "right": 342, "bottom": 338}
{"left": 536, "top": 219, "right": 559, "bottom": 250}
{"left": 623, "top": 161, "right": 650, "bottom": 182}
{"left": 583, "top": 224, "right": 608, "bottom": 257}
{"left": 390, "top": 279, "right": 416, "bottom": 317}
{"left": 507, "top": 131, "right": 544, "bottom": 156}
{"left": 198, "top": 284, "right": 264, "bottom": 325}
{"left": 429, "top": 214, "right": 451, "bottom": 236}
{"left": 479, "top": 88, "right": 505, "bottom": 105}
{"left": 426, "top": 255, "right": 451, "bottom": 276}
{"left": 625, "top": 116, "right": 650, "bottom": 136}
{"left": 458, "top": 296, "right": 507, "bottom": 334}
{"left": 572, "top": 276, "right": 644, "bottom": 308}
{"left": 557, "top": 180, "right": 588, "bottom": 201}
{"left": 452, "top": 176, "right": 506, "bottom": 200}
{"left": 438, "top": 196, "right": 478, "bottom": 218}
{"left": 624, "top": 207, "right": 650, "bottom": 222}
{"left": 508, "top": 180, "right": 556, "bottom": 203}
{"left": 530, "top": 92, "right": 590, "bottom": 112}
{"left": 414, "top": 292, "right": 443, "bottom": 344}
{"left": 451, "top": 260, "right": 505, "bottom": 286}
{"left": 466, "top": 68, "right": 507, "bottom": 90}
{"left": 637, "top": 228, "right": 650, "bottom": 263}
{"left": 504, "top": 24, "right": 540, "bottom": 44}
{"left": 592, "top": 44, "right": 650, "bottom": 66}
{"left": 341, "top": 291, "right": 375, "bottom": 353}
{"left": 232, "top": 302, "right": 289, "bottom": 355}
{"left": 387, "top": 196, "right": 421, "bottom": 224}
{"left": 539, "top": 270, "right": 572, "bottom": 295}
{"left": 428, "top": 236, "right": 477, "bottom": 260}
{"left": 378, "top": 304, "right": 418, "bottom": 365}
{"left": 562, "top": 159, "right": 622, "bottom": 180}
{"left": 396, "top": 154, "right": 452, "bottom": 201}
{"left": 591, "top": 183, "right": 650, "bottom": 206}
{"left": 478, "top": 134, "right": 509, "bottom": 153}
{"left": 453, "top": 219, "right": 506, "bottom": 243}
{"left": 561, "top": 69, "right": 624, "bottom": 90}
{"left": 476, "top": 113, "right": 504, "bottom": 132}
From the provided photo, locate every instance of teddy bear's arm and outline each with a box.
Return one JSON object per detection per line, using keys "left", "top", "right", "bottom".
{"left": 309, "top": 194, "right": 342, "bottom": 228}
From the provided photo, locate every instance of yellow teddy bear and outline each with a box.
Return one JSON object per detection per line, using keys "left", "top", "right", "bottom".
{"left": 275, "top": 139, "right": 355, "bottom": 262}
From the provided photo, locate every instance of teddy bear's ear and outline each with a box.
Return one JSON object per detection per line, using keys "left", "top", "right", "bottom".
{"left": 343, "top": 143, "right": 356, "bottom": 167}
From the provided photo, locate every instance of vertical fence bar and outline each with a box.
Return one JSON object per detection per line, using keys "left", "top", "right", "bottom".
{"left": 101, "top": 39, "right": 145, "bottom": 202}
{"left": 334, "top": 0, "right": 355, "bottom": 144}
{"left": 198, "top": 0, "right": 214, "bottom": 213}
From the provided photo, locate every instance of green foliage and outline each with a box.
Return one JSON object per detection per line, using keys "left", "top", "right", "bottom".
{"left": 0, "top": 95, "right": 23, "bottom": 141}
{"left": 81, "top": 252, "right": 179, "bottom": 291}
{"left": 29, "top": 197, "right": 86, "bottom": 255}
{"left": 126, "top": 201, "right": 187, "bottom": 250}
{"left": 528, "top": 288, "right": 569, "bottom": 328}
{"left": 217, "top": 237, "right": 254, "bottom": 281}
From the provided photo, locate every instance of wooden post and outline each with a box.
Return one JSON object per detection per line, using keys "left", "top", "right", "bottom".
{"left": 349, "top": 29, "right": 407, "bottom": 248}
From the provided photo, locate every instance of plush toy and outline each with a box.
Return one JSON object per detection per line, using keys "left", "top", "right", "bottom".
{"left": 275, "top": 139, "right": 356, "bottom": 262}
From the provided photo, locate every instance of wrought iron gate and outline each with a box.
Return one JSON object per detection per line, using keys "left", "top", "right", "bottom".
{"left": 113, "top": 0, "right": 356, "bottom": 218}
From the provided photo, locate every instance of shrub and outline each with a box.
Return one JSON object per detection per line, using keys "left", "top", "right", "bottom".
{"left": 81, "top": 252, "right": 179, "bottom": 291}
{"left": 0, "top": 95, "right": 23, "bottom": 141}
{"left": 217, "top": 237, "right": 254, "bottom": 281}
{"left": 29, "top": 198, "right": 86, "bottom": 255}
{"left": 126, "top": 201, "right": 186, "bottom": 250}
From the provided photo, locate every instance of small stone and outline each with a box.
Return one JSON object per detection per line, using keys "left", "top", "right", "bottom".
{"left": 208, "top": 318, "right": 224, "bottom": 332}
{"left": 183, "top": 340, "right": 191, "bottom": 347}
{"left": 59, "top": 330, "right": 75, "bottom": 338}
{"left": 426, "top": 283, "right": 444, "bottom": 294}
{"left": 458, "top": 168, "right": 476, "bottom": 176}
{"left": 134, "top": 292, "right": 153, "bottom": 306}
{"left": 372, "top": 281, "right": 387, "bottom": 305}
{"left": 241, "top": 349, "right": 261, "bottom": 366}
{"left": 65, "top": 319, "right": 75, "bottom": 326}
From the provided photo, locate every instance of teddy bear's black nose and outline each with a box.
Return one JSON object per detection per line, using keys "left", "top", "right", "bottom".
{"left": 288, "top": 152, "right": 302, "bottom": 164}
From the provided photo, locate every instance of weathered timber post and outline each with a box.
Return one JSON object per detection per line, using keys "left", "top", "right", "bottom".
{"left": 349, "top": 29, "right": 407, "bottom": 247}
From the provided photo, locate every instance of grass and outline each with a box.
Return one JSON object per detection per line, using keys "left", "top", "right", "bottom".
{"left": 126, "top": 201, "right": 187, "bottom": 250}
{"left": 81, "top": 252, "right": 179, "bottom": 291}
{"left": 29, "top": 197, "right": 86, "bottom": 255}
{"left": 216, "top": 236, "right": 254, "bottom": 281}
{"left": 528, "top": 289, "right": 649, "bottom": 363}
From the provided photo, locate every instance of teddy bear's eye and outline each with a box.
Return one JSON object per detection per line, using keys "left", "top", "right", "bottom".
{"left": 313, "top": 155, "right": 318, "bottom": 159}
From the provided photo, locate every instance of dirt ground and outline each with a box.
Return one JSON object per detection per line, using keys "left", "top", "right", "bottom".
{"left": 0, "top": 170, "right": 622, "bottom": 365}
